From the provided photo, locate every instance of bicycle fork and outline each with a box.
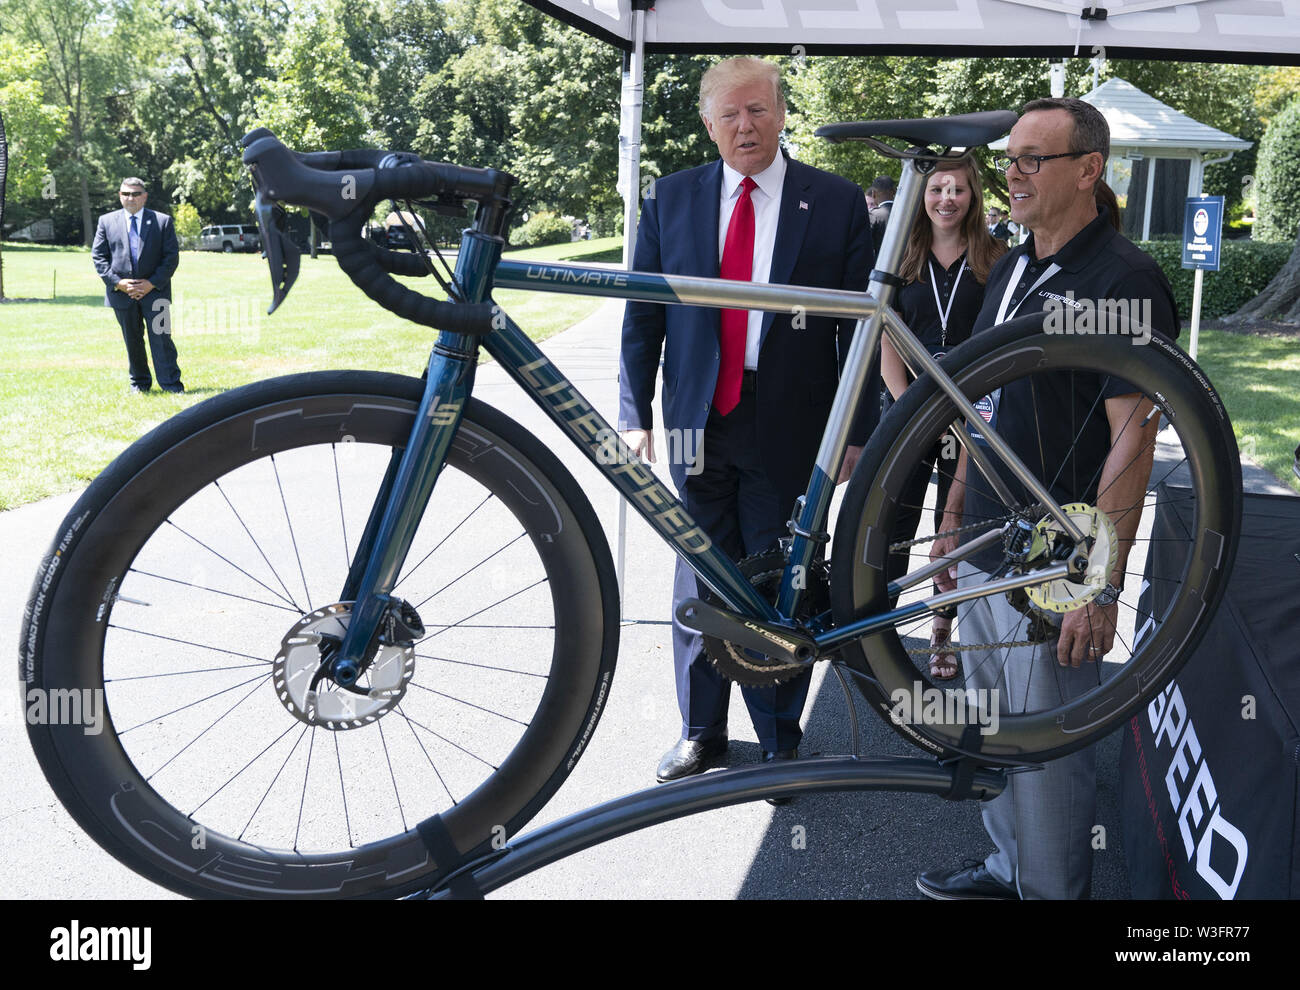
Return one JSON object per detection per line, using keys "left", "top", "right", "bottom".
{"left": 328, "top": 230, "right": 501, "bottom": 687}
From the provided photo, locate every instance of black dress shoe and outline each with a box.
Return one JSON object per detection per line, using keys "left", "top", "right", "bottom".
{"left": 761, "top": 747, "right": 798, "bottom": 806}
{"left": 161, "top": 383, "right": 186, "bottom": 394}
{"left": 656, "top": 734, "right": 727, "bottom": 782}
{"left": 916, "top": 859, "right": 1019, "bottom": 900}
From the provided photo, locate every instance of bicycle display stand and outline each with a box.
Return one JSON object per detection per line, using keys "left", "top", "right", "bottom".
{"left": 419, "top": 665, "right": 1014, "bottom": 899}
{"left": 421, "top": 755, "right": 1009, "bottom": 899}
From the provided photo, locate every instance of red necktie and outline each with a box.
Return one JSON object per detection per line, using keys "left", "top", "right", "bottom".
{"left": 714, "top": 176, "right": 756, "bottom": 416}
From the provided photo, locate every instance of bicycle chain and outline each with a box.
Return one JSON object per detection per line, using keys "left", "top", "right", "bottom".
{"left": 887, "top": 516, "right": 1006, "bottom": 553}
{"left": 890, "top": 517, "right": 1043, "bottom": 654}
{"left": 905, "top": 639, "right": 1037, "bottom": 655}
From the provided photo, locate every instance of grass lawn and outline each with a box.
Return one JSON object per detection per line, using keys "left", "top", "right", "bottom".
{"left": 503, "top": 235, "right": 623, "bottom": 263}
{"left": 1195, "top": 327, "right": 1300, "bottom": 495}
{"left": 0, "top": 243, "right": 605, "bottom": 509}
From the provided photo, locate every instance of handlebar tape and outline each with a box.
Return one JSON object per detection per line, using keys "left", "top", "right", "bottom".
{"left": 330, "top": 219, "right": 495, "bottom": 336}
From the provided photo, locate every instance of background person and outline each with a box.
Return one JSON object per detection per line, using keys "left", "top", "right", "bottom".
{"left": 918, "top": 97, "right": 1176, "bottom": 900}
{"left": 879, "top": 156, "right": 1006, "bottom": 680}
{"left": 91, "top": 177, "right": 183, "bottom": 393}
{"left": 618, "top": 57, "right": 875, "bottom": 792}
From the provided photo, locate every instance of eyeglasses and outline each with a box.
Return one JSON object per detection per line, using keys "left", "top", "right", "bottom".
{"left": 992, "top": 151, "right": 1093, "bottom": 175}
{"left": 119, "top": 191, "right": 144, "bottom": 197}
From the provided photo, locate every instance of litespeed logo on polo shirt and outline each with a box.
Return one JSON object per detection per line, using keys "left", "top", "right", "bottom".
{"left": 1042, "top": 290, "right": 1153, "bottom": 345}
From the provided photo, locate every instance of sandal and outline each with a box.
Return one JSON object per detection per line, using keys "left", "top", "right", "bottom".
{"left": 928, "top": 626, "right": 959, "bottom": 681}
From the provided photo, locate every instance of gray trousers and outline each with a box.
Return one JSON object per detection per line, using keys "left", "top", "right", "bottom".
{"left": 956, "top": 560, "right": 1098, "bottom": 899}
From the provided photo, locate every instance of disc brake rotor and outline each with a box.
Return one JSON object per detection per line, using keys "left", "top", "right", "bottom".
{"left": 1025, "top": 503, "right": 1119, "bottom": 614}
{"left": 272, "top": 602, "right": 415, "bottom": 730}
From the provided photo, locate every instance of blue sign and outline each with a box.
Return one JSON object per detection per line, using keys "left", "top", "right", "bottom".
{"left": 1182, "top": 195, "right": 1224, "bottom": 271}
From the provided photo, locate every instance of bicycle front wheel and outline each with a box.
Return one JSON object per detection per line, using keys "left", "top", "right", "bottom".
{"left": 21, "top": 372, "right": 619, "bottom": 898}
{"left": 830, "top": 314, "right": 1241, "bottom": 764}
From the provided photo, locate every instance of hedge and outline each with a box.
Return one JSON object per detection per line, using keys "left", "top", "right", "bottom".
{"left": 1135, "top": 239, "right": 1294, "bottom": 320}
{"left": 510, "top": 211, "right": 574, "bottom": 248}
{"left": 1254, "top": 99, "right": 1300, "bottom": 244}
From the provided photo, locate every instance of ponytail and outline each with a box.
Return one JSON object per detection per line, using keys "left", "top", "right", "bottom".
{"left": 1095, "top": 179, "right": 1121, "bottom": 232}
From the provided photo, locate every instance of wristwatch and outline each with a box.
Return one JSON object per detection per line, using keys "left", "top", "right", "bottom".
{"left": 1094, "top": 581, "right": 1122, "bottom": 607}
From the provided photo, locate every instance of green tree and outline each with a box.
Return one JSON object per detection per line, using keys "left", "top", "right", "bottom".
{"left": 252, "top": 0, "right": 378, "bottom": 151}
{"left": 0, "top": 36, "right": 66, "bottom": 297}
{"left": 1253, "top": 97, "right": 1300, "bottom": 243}
{"left": 136, "top": 0, "right": 290, "bottom": 220}
{"left": 1, "top": 0, "right": 129, "bottom": 245}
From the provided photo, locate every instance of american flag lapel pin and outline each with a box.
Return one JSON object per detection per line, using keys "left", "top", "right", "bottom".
{"left": 799, "top": 201, "right": 809, "bottom": 210}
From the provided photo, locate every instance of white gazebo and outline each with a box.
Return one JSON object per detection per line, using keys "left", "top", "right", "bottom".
{"left": 992, "top": 76, "right": 1252, "bottom": 241}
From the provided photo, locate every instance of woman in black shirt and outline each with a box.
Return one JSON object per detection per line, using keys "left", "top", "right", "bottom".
{"left": 880, "top": 156, "right": 1007, "bottom": 679}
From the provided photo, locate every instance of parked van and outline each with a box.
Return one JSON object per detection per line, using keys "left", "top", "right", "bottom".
{"left": 199, "top": 224, "right": 261, "bottom": 252}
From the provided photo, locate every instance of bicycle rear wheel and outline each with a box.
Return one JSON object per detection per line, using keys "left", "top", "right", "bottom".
{"left": 830, "top": 314, "right": 1241, "bottom": 764}
{"left": 21, "top": 372, "right": 619, "bottom": 898}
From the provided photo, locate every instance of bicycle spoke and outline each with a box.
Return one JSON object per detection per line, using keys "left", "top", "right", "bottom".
{"left": 397, "top": 704, "right": 457, "bottom": 807}
{"left": 376, "top": 719, "right": 408, "bottom": 833}
{"left": 332, "top": 443, "right": 351, "bottom": 570}
{"left": 406, "top": 681, "right": 531, "bottom": 727}
{"left": 126, "top": 568, "right": 301, "bottom": 612}
{"left": 238, "top": 723, "right": 311, "bottom": 841}
{"left": 411, "top": 532, "right": 529, "bottom": 611}
{"left": 164, "top": 519, "right": 301, "bottom": 611}
{"left": 294, "top": 726, "right": 317, "bottom": 852}
{"left": 396, "top": 491, "right": 495, "bottom": 589}
{"left": 117, "top": 669, "right": 271, "bottom": 737}
{"left": 271, "top": 453, "right": 313, "bottom": 611}
{"left": 214, "top": 480, "right": 302, "bottom": 610}
{"left": 414, "top": 653, "right": 549, "bottom": 678}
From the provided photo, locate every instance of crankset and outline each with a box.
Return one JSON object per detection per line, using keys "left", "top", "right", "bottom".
{"left": 698, "top": 549, "right": 829, "bottom": 687}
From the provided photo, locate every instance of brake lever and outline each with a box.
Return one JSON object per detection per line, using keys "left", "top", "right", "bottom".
{"left": 253, "top": 194, "right": 302, "bottom": 314}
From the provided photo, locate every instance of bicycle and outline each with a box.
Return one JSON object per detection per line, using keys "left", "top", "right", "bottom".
{"left": 20, "top": 111, "right": 1241, "bottom": 898}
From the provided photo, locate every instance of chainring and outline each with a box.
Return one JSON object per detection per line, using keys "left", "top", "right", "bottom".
{"left": 702, "top": 549, "right": 829, "bottom": 687}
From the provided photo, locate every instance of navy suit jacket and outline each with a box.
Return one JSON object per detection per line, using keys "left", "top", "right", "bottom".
{"left": 618, "top": 153, "right": 875, "bottom": 508}
{"left": 91, "top": 207, "right": 180, "bottom": 310}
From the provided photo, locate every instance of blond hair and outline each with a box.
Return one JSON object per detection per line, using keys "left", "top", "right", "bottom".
{"left": 698, "top": 57, "right": 785, "bottom": 120}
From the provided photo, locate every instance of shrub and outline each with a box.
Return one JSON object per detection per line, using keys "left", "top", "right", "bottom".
{"left": 1254, "top": 99, "right": 1300, "bottom": 243}
{"left": 1136, "top": 239, "right": 1294, "bottom": 320}
{"left": 510, "top": 211, "right": 573, "bottom": 248}
{"left": 172, "top": 202, "right": 202, "bottom": 249}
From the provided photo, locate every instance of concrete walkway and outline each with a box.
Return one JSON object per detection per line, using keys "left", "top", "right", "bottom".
{"left": 3, "top": 299, "right": 1293, "bottom": 899}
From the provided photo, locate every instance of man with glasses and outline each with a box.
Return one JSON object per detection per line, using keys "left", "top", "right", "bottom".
{"left": 917, "top": 98, "right": 1177, "bottom": 900}
{"left": 91, "top": 177, "right": 184, "bottom": 393}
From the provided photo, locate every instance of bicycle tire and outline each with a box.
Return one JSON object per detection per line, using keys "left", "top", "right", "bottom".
{"left": 21, "top": 371, "right": 619, "bottom": 898}
{"left": 830, "top": 313, "right": 1241, "bottom": 764}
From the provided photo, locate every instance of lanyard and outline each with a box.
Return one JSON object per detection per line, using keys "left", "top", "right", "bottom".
{"left": 927, "top": 255, "right": 967, "bottom": 347}
{"left": 995, "top": 253, "right": 1061, "bottom": 324}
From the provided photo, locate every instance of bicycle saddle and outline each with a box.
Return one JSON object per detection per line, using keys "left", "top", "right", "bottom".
{"left": 816, "top": 111, "right": 1018, "bottom": 151}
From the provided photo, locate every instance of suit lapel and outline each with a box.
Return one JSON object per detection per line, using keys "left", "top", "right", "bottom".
{"left": 760, "top": 156, "right": 813, "bottom": 347}
{"left": 137, "top": 209, "right": 152, "bottom": 254}
{"left": 695, "top": 162, "right": 722, "bottom": 281}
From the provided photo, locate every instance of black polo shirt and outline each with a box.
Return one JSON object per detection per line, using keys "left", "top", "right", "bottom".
{"left": 961, "top": 208, "right": 1179, "bottom": 571}
{"left": 897, "top": 251, "right": 985, "bottom": 359}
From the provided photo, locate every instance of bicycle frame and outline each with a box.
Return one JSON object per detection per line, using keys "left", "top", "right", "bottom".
{"left": 330, "top": 154, "right": 1085, "bottom": 683}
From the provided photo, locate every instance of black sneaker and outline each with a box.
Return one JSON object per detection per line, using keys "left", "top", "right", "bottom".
{"left": 916, "top": 859, "right": 1019, "bottom": 900}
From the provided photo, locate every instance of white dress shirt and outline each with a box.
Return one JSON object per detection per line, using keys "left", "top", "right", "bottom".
{"left": 718, "top": 151, "right": 786, "bottom": 370}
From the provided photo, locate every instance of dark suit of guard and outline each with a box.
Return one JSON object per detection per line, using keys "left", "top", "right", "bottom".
{"left": 91, "top": 204, "right": 183, "bottom": 391}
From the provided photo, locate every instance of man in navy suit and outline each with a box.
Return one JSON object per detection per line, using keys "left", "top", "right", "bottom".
{"left": 619, "top": 57, "right": 875, "bottom": 787}
{"left": 91, "top": 177, "right": 184, "bottom": 393}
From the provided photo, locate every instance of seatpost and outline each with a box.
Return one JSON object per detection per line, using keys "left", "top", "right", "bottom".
{"left": 868, "top": 154, "right": 933, "bottom": 312}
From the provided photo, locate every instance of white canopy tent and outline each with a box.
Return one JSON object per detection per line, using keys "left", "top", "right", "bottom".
{"left": 521, "top": 0, "right": 1300, "bottom": 600}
